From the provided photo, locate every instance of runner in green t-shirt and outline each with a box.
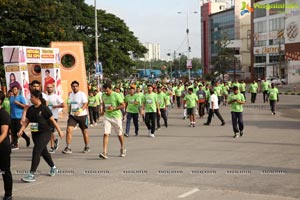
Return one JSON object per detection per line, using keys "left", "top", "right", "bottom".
{"left": 124, "top": 87, "right": 140, "bottom": 136}
{"left": 156, "top": 86, "right": 168, "bottom": 130}
{"left": 268, "top": 83, "right": 279, "bottom": 115}
{"left": 88, "top": 91, "right": 98, "bottom": 126}
{"left": 99, "top": 83, "right": 126, "bottom": 160}
{"left": 249, "top": 80, "right": 258, "bottom": 103}
{"left": 261, "top": 80, "right": 270, "bottom": 103}
{"left": 142, "top": 85, "right": 160, "bottom": 137}
{"left": 183, "top": 88, "right": 198, "bottom": 127}
{"left": 228, "top": 86, "right": 246, "bottom": 138}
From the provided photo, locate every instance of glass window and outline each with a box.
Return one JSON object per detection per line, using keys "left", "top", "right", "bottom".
{"left": 254, "top": 8, "right": 266, "bottom": 18}
{"left": 255, "top": 55, "right": 267, "bottom": 63}
{"left": 269, "top": 0, "right": 285, "bottom": 16}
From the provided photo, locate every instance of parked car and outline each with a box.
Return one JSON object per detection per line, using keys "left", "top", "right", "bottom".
{"left": 267, "top": 77, "right": 287, "bottom": 85}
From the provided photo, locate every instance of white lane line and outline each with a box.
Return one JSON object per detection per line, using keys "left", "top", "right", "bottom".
{"left": 178, "top": 188, "right": 200, "bottom": 198}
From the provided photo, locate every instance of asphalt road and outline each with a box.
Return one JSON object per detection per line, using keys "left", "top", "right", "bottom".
{"left": 1, "top": 93, "right": 300, "bottom": 200}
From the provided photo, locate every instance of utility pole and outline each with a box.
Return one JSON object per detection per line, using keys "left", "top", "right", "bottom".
{"left": 277, "top": 29, "right": 284, "bottom": 80}
{"left": 94, "top": 0, "right": 100, "bottom": 85}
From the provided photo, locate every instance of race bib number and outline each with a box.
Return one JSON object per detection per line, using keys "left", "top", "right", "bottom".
{"left": 105, "top": 104, "right": 112, "bottom": 109}
{"left": 198, "top": 94, "right": 204, "bottom": 99}
{"left": 70, "top": 102, "right": 79, "bottom": 113}
{"left": 129, "top": 99, "right": 135, "bottom": 104}
{"left": 30, "top": 123, "right": 39, "bottom": 132}
{"left": 146, "top": 99, "right": 152, "bottom": 104}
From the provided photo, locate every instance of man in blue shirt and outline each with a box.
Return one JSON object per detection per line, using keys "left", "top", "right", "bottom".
{"left": 10, "top": 86, "right": 30, "bottom": 150}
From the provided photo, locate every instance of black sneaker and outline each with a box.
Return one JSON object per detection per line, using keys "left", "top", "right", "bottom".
{"left": 49, "top": 147, "right": 56, "bottom": 154}
{"left": 203, "top": 123, "right": 209, "bottom": 126}
{"left": 62, "top": 147, "right": 72, "bottom": 154}
{"left": 240, "top": 131, "right": 244, "bottom": 137}
{"left": 3, "top": 196, "right": 13, "bottom": 200}
{"left": 53, "top": 139, "right": 59, "bottom": 151}
{"left": 221, "top": 122, "right": 225, "bottom": 126}
{"left": 99, "top": 153, "right": 108, "bottom": 159}
{"left": 83, "top": 147, "right": 90, "bottom": 153}
{"left": 124, "top": 133, "right": 129, "bottom": 137}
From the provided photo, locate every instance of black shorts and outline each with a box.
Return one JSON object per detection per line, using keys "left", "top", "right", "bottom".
{"left": 49, "top": 119, "right": 58, "bottom": 133}
{"left": 67, "top": 115, "right": 88, "bottom": 130}
{"left": 187, "top": 107, "right": 196, "bottom": 115}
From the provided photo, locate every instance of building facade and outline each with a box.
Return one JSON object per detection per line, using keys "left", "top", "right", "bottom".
{"left": 143, "top": 43, "right": 161, "bottom": 61}
{"left": 251, "top": 0, "right": 300, "bottom": 83}
{"left": 201, "top": 0, "right": 251, "bottom": 80}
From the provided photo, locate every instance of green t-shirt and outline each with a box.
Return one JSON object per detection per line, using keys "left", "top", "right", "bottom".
{"left": 268, "top": 87, "right": 279, "bottom": 100}
{"left": 102, "top": 92, "right": 124, "bottom": 119}
{"left": 184, "top": 93, "right": 198, "bottom": 108}
{"left": 174, "top": 87, "right": 183, "bottom": 97}
{"left": 157, "top": 92, "right": 166, "bottom": 109}
{"left": 88, "top": 96, "right": 98, "bottom": 107}
{"left": 240, "top": 83, "right": 246, "bottom": 92}
{"left": 222, "top": 85, "right": 229, "bottom": 95}
{"left": 165, "top": 91, "right": 171, "bottom": 106}
{"left": 2, "top": 97, "right": 10, "bottom": 114}
{"left": 95, "top": 93, "right": 102, "bottom": 106}
{"left": 214, "top": 86, "right": 222, "bottom": 96}
{"left": 262, "top": 81, "right": 270, "bottom": 91}
{"left": 249, "top": 83, "right": 258, "bottom": 93}
{"left": 125, "top": 94, "right": 139, "bottom": 113}
{"left": 228, "top": 93, "right": 245, "bottom": 112}
{"left": 142, "top": 92, "right": 158, "bottom": 113}
{"left": 135, "top": 92, "right": 144, "bottom": 106}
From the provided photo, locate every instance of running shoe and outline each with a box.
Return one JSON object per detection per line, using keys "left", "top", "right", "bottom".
{"left": 22, "top": 173, "right": 35, "bottom": 183}
{"left": 49, "top": 147, "right": 56, "bottom": 154}
{"left": 120, "top": 148, "right": 127, "bottom": 157}
{"left": 54, "top": 139, "right": 59, "bottom": 151}
{"left": 49, "top": 166, "right": 58, "bottom": 176}
{"left": 62, "top": 147, "right": 72, "bottom": 154}
{"left": 83, "top": 147, "right": 90, "bottom": 153}
{"left": 99, "top": 153, "right": 108, "bottom": 159}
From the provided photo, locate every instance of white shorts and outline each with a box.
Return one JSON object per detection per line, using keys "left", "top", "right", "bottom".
{"left": 103, "top": 116, "right": 123, "bottom": 136}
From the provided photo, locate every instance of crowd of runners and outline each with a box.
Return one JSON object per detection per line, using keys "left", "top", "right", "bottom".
{"left": 0, "top": 78, "right": 280, "bottom": 200}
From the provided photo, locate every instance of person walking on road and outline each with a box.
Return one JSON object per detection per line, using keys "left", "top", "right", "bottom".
{"left": 124, "top": 87, "right": 139, "bottom": 137}
{"left": 261, "top": 79, "right": 270, "bottom": 103}
{"left": 46, "top": 83, "right": 65, "bottom": 153}
{"left": 10, "top": 85, "right": 31, "bottom": 150}
{"left": 0, "top": 91, "right": 13, "bottom": 200}
{"left": 18, "top": 90, "right": 64, "bottom": 182}
{"left": 268, "top": 83, "right": 279, "bottom": 115}
{"left": 196, "top": 85, "right": 206, "bottom": 118}
{"left": 228, "top": 86, "right": 245, "bottom": 138}
{"left": 99, "top": 83, "right": 126, "bottom": 159}
{"left": 156, "top": 86, "right": 168, "bottom": 130}
{"left": 204, "top": 90, "right": 225, "bottom": 126}
{"left": 249, "top": 80, "right": 258, "bottom": 103}
{"left": 142, "top": 85, "right": 160, "bottom": 138}
{"left": 62, "top": 81, "right": 90, "bottom": 154}
{"left": 183, "top": 88, "right": 198, "bottom": 127}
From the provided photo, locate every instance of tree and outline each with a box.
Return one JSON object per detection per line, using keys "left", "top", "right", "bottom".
{"left": 211, "top": 31, "right": 236, "bottom": 80}
{"left": 0, "top": 0, "right": 147, "bottom": 80}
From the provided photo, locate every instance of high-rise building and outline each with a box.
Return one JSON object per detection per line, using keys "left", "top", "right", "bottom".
{"left": 143, "top": 43, "right": 161, "bottom": 61}
{"left": 201, "top": 0, "right": 251, "bottom": 80}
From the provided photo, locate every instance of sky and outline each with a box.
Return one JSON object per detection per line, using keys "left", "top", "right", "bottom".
{"left": 85, "top": 0, "right": 202, "bottom": 60}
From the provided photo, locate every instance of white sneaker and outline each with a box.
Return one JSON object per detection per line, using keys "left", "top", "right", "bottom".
{"left": 150, "top": 134, "right": 155, "bottom": 138}
{"left": 148, "top": 130, "right": 151, "bottom": 136}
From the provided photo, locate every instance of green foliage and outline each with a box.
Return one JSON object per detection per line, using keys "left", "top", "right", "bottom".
{"left": 0, "top": 0, "right": 147, "bottom": 78}
{"left": 211, "top": 31, "right": 236, "bottom": 79}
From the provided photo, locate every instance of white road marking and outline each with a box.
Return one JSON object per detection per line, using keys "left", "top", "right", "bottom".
{"left": 178, "top": 188, "right": 200, "bottom": 198}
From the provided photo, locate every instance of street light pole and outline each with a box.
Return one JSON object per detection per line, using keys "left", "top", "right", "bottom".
{"left": 178, "top": 11, "right": 197, "bottom": 80}
{"left": 95, "top": 0, "right": 100, "bottom": 83}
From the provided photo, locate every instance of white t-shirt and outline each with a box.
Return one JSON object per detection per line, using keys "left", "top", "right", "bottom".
{"left": 47, "top": 93, "right": 64, "bottom": 119}
{"left": 209, "top": 94, "right": 219, "bottom": 109}
{"left": 69, "top": 91, "right": 88, "bottom": 116}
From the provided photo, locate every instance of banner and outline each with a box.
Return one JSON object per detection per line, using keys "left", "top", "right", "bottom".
{"left": 186, "top": 59, "right": 192, "bottom": 69}
{"left": 95, "top": 62, "right": 103, "bottom": 79}
{"left": 5, "top": 64, "right": 29, "bottom": 99}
